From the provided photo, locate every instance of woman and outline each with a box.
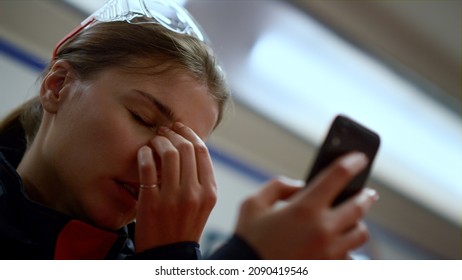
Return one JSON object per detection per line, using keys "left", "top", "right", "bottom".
{"left": 0, "top": 0, "right": 378, "bottom": 259}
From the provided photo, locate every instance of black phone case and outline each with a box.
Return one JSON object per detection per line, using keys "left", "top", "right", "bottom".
{"left": 305, "top": 115, "right": 380, "bottom": 206}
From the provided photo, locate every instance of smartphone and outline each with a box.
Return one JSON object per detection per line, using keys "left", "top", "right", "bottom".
{"left": 305, "top": 115, "right": 380, "bottom": 206}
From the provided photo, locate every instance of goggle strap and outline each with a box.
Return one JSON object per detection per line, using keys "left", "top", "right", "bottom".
{"left": 52, "top": 17, "right": 96, "bottom": 59}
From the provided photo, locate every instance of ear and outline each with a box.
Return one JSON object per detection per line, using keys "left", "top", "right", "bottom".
{"left": 40, "top": 60, "right": 76, "bottom": 114}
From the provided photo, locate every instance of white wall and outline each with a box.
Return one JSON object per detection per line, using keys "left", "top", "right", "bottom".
{"left": 0, "top": 53, "right": 39, "bottom": 117}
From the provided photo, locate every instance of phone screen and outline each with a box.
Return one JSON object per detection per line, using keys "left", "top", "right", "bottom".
{"left": 305, "top": 115, "right": 380, "bottom": 206}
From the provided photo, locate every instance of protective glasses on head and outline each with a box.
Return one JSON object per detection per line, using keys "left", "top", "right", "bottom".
{"left": 52, "top": 0, "right": 207, "bottom": 58}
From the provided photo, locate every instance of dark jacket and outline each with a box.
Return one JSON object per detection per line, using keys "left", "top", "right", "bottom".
{"left": 0, "top": 125, "right": 259, "bottom": 259}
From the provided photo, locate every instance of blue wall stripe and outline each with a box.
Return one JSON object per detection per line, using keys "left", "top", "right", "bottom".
{"left": 208, "top": 147, "right": 271, "bottom": 183}
{"left": 0, "top": 37, "right": 271, "bottom": 183}
{"left": 0, "top": 37, "right": 47, "bottom": 71}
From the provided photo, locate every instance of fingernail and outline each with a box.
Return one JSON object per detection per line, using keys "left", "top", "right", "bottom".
{"left": 158, "top": 126, "right": 169, "bottom": 134}
{"left": 342, "top": 152, "right": 369, "bottom": 173}
{"left": 277, "top": 176, "right": 305, "bottom": 187}
{"left": 138, "top": 146, "right": 152, "bottom": 165}
{"left": 356, "top": 188, "right": 379, "bottom": 211}
{"left": 366, "top": 188, "right": 379, "bottom": 201}
{"left": 173, "top": 122, "right": 184, "bottom": 130}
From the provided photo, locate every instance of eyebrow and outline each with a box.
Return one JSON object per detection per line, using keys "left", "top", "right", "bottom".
{"left": 134, "top": 90, "right": 176, "bottom": 121}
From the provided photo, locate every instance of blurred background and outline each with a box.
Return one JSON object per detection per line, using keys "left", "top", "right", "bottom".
{"left": 0, "top": 0, "right": 460, "bottom": 259}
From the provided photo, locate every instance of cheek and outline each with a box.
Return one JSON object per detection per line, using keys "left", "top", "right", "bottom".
{"left": 60, "top": 106, "right": 142, "bottom": 175}
{"left": 86, "top": 111, "right": 143, "bottom": 164}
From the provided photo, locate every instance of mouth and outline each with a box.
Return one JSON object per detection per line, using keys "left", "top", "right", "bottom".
{"left": 116, "top": 180, "right": 140, "bottom": 200}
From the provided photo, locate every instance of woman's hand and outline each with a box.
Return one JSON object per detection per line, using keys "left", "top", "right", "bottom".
{"left": 134, "top": 122, "right": 217, "bottom": 253}
{"left": 235, "top": 152, "right": 379, "bottom": 259}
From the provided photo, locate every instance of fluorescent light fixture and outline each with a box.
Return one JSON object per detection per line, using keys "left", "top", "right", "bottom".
{"left": 63, "top": 0, "right": 107, "bottom": 14}
{"left": 233, "top": 13, "right": 461, "bottom": 225}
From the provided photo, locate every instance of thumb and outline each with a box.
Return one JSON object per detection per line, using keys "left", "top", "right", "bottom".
{"left": 255, "top": 178, "right": 302, "bottom": 208}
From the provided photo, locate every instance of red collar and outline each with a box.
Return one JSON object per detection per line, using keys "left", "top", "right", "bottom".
{"left": 55, "top": 220, "right": 119, "bottom": 260}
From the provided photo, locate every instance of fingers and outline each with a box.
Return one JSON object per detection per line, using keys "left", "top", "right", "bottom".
{"left": 149, "top": 122, "right": 217, "bottom": 209}
{"left": 171, "top": 122, "right": 216, "bottom": 188}
{"left": 156, "top": 125, "right": 197, "bottom": 189}
{"left": 256, "top": 178, "right": 302, "bottom": 207}
{"left": 333, "top": 188, "right": 379, "bottom": 232}
{"left": 150, "top": 122, "right": 216, "bottom": 191}
{"left": 137, "top": 146, "right": 158, "bottom": 187}
{"left": 324, "top": 188, "right": 378, "bottom": 257}
{"left": 333, "top": 221, "right": 369, "bottom": 258}
{"left": 135, "top": 146, "right": 160, "bottom": 253}
{"left": 234, "top": 152, "right": 377, "bottom": 260}
{"left": 134, "top": 123, "right": 217, "bottom": 252}
{"left": 137, "top": 145, "right": 159, "bottom": 203}
{"left": 161, "top": 124, "right": 197, "bottom": 186}
{"left": 153, "top": 122, "right": 216, "bottom": 184}
{"left": 240, "top": 180, "right": 300, "bottom": 218}
{"left": 307, "top": 152, "right": 369, "bottom": 207}
{"left": 150, "top": 135, "right": 180, "bottom": 194}
{"left": 137, "top": 146, "right": 159, "bottom": 211}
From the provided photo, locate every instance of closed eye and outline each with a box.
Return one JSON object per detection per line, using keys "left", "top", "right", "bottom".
{"left": 130, "top": 111, "right": 156, "bottom": 129}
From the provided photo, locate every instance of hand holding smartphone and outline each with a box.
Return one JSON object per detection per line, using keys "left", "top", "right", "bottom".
{"left": 305, "top": 115, "right": 380, "bottom": 206}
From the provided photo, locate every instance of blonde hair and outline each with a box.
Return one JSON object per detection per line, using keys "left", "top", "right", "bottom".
{"left": 0, "top": 21, "right": 230, "bottom": 151}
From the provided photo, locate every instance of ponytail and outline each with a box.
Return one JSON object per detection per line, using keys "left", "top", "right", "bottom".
{"left": 0, "top": 96, "right": 42, "bottom": 166}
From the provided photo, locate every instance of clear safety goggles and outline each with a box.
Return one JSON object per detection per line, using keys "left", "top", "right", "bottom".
{"left": 52, "top": 0, "right": 207, "bottom": 58}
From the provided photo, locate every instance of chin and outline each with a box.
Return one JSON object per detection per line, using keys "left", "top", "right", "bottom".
{"left": 86, "top": 210, "right": 136, "bottom": 232}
